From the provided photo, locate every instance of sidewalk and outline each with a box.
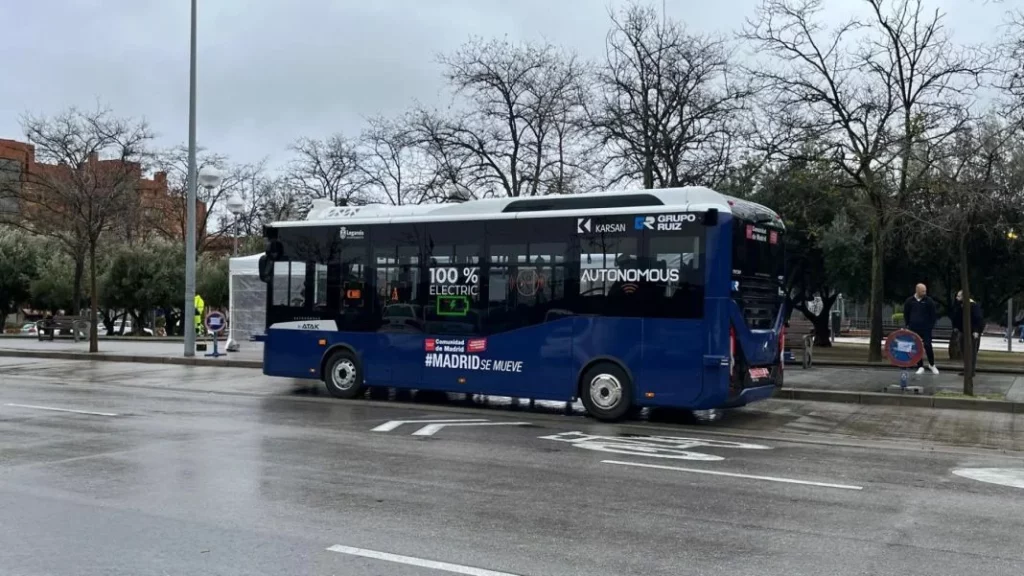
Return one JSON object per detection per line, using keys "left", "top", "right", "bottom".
{"left": 2, "top": 338, "right": 1021, "bottom": 412}
{"left": 0, "top": 338, "right": 262, "bottom": 368}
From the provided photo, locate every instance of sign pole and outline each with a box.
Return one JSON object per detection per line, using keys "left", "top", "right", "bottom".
{"left": 204, "top": 311, "right": 226, "bottom": 359}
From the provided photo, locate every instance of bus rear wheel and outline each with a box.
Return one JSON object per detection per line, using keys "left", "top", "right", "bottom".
{"left": 580, "top": 362, "right": 633, "bottom": 422}
{"left": 323, "top": 350, "right": 364, "bottom": 399}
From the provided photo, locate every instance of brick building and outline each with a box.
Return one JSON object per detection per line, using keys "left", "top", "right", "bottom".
{"left": 0, "top": 137, "right": 207, "bottom": 240}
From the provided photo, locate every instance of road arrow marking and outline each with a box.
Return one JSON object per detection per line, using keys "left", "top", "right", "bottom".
{"left": 371, "top": 419, "right": 488, "bottom": 433}
{"left": 953, "top": 468, "right": 1024, "bottom": 489}
{"left": 604, "top": 460, "right": 863, "bottom": 490}
{"left": 5, "top": 403, "right": 118, "bottom": 417}
{"left": 411, "top": 421, "right": 531, "bottom": 437}
{"left": 327, "top": 544, "right": 524, "bottom": 576}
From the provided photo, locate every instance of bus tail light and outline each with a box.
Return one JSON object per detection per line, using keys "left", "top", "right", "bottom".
{"left": 729, "top": 326, "right": 736, "bottom": 378}
{"left": 779, "top": 326, "right": 786, "bottom": 372}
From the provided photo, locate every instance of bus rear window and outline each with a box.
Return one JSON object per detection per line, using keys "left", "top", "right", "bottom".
{"left": 732, "top": 221, "right": 784, "bottom": 280}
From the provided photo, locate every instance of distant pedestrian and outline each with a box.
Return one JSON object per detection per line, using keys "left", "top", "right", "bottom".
{"left": 951, "top": 291, "right": 984, "bottom": 377}
{"left": 904, "top": 283, "right": 939, "bottom": 375}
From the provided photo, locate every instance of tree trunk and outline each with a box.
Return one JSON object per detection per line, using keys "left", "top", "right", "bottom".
{"left": 948, "top": 330, "right": 962, "bottom": 360}
{"left": 959, "top": 232, "right": 974, "bottom": 396}
{"left": 812, "top": 313, "right": 833, "bottom": 347}
{"left": 71, "top": 256, "right": 85, "bottom": 315}
{"left": 88, "top": 243, "right": 99, "bottom": 353}
{"left": 799, "top": 296, "right": 837, "bottom": 348}
{"left": 867, "top": 224, "right": 886, "bottom": 362}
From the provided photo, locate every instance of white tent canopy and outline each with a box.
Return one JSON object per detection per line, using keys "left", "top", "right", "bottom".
{"left": 229, "top": 253, "right": 262, "bottom": 275}
{"left": 228, "top": 254, "right": 267, "bottom": 345}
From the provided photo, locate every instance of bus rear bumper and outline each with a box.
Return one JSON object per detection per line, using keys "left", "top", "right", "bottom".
{"left": 723, "top": 383, "right": 778, "bottom": 408}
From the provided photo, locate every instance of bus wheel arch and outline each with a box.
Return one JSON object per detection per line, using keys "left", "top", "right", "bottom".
{"left": 577, "top": 357, "right": 634, "bottom": 422}
{"left": 321, "top": 346, "right": 365, "bottom": 400}
{"left": 319, "top": 343, "right": 358, "bottom": 379}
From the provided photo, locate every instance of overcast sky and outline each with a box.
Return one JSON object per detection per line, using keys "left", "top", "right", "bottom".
{"left": 0, "top": 0, "right": 1009, "bottom": 168}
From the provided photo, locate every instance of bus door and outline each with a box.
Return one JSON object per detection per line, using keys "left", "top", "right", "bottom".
{"left": 637, "top": 222, "right": 707, "bottom": 405}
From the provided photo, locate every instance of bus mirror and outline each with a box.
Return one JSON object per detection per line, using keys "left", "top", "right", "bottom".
{"left": 703, "top": 209, "right": 718, "bottom": 226}
{"left": 258, "top": 255, "right": 271, "bottom": 282}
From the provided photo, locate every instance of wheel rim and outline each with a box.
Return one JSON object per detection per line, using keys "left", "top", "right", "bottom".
{"left": 589, "top": 373, "right": 622, "bottom": 410}
{"left": 331, "top": 359, "right": 358, "bottom": 390}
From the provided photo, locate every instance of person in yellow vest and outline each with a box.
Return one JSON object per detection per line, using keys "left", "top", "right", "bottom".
{"left": 194, "top": 294, "right": 205, "bottom": 336}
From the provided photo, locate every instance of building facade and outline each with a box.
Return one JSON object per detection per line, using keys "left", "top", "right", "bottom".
{"left": 0, "top": 137, "right": 206, "bottom": 240}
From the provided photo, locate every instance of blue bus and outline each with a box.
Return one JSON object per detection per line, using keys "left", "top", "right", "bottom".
{"left": 256, "top": 187, "right": 786, "bottom": 421}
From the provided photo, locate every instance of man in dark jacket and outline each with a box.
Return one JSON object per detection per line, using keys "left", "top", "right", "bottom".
{"left": 904, "top": 283, "right": 939, "bottom": 374}
{"left": 951, "top": 290, "right": 984, "bottom": 377}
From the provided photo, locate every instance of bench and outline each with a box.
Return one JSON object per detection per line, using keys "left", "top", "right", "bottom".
{"left": 784, "top": 319, "right": 815, "bottom": 369}
{"left": 36, "top": 316, "right": 90, "bottom": 342}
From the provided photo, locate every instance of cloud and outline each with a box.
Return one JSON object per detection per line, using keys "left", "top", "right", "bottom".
{"left": 0, "top": 0, "right": 1005, "bottom": 167}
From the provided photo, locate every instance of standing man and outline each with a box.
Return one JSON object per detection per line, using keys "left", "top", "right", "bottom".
{"left": 904, "top": 283, "right": 939, "bottom": 375}
{"left": 951, "top": 290, "right": 984, "bottom": 377}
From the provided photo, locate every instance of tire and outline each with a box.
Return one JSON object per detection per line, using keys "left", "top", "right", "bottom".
{"left": 323, "top": 350, "right": 365, "bottom": 399}
{"left": 579, "top": 361, "right": 634, "bottom": 422}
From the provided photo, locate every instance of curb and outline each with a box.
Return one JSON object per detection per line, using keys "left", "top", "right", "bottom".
{"left": 3, "top": 349, "right": 1021, "bottom": 414}
{"left": 778, "top": 388, "right": 1023, "bottom": 414}
{"left": 0, "top": 335, "right": 206, "bottom": 343}
{"left": 0, "top": 349, "right": 260, "bottom": 369}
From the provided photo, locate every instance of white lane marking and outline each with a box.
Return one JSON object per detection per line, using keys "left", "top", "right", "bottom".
{"left": 952, "top": 468, "right": 1024, "bottom": 489}
{"left": 540, "top": 431, "right": 770, "bottom": 461}
{"left": 603, "top": 460, "right": 864, "bottom": 491}
{"left": 372, "top": 419, "right": 488, "bottom": 432}
{"left": 4, "top": 403, "right": 119, "bottom": 417}
{"left": 412, "top": 421, "right": 531, "bottom": 436}
{"left": 327, "top": 545, "right": 523, "bottom": 576}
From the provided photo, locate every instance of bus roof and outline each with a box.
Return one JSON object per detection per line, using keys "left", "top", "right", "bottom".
{"left": 269, "top": 186, "right": 783, "bottom": 228}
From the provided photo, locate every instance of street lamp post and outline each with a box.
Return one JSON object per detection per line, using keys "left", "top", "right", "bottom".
{"left": 1009, "top": 229, "right": 1018, "bottom": 352}
{"left": 226, "top": 194, "right": 244, "bottom": 256}
{"left": 187, "top": 166, "right": 222, "bottom": 347}
{"left": 184, "top": 0, "right": 199, "bottom": 357}
{"left": 225, "top": 194, "right": 244, "bottom": 353}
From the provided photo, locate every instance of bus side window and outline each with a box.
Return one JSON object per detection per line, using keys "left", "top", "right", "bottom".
{"left": 579, "top": 236, "right": 640, "bottom": 317}
{"left": 272, "top": 261, "right": 306, "bottom": 307}
{"left": 339, "top": 245, "right": 369, "bottom": 328}
{"left": 647, "top": 235, "right": 704, "bottom": 319}
{"left": 372, "top": 225, "right": 423, "bottom": 332}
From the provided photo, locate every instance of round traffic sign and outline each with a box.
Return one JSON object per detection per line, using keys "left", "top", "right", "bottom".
{"left": 204, "top": 311, "right": 226, "bottom": 334}
{"left": 884, "top": 329, "right": 924, "bottom": 368}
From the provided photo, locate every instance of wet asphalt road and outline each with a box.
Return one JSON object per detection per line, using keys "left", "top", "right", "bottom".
{"left": 1, "top": 358, "right": 1023, "bottom": 576}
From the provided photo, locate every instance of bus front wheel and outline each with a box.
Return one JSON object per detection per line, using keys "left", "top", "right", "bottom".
{"left": 323, "top": 350, "right": 364, "bottom": 400}
{"left": 580, "top": 362, "right": 633, "bottom": 422}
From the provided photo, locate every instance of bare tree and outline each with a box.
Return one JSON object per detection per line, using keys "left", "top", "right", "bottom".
{"left": 413, "top": 38, "right": 589, "bottom": 198}
{"left": 743, "top": 0, "right": 994, "bottom": 361}
{"left": 214, "top": 170, "right": 302, "bottom": 242}
{"left": 590, "top": 2, "right": 749, "bottom": 190}
{"left": 150, "top": 145, "right": 264, "bottom": 254}
{"left": 285, "top": 135, "right": 364, "bottom": 210}
{"left": 356, "top": 115, "right": 432, "bottom": 206}
{"left": 899, "top": 116, "right": 1019, "bottom": 393}
{"left": 8, "top": 107, "right": 153, "bottom": 352}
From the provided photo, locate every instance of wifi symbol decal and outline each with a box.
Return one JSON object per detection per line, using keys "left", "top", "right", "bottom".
{"left": 621, "top": 283, "right": 638, "bottom": 294}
